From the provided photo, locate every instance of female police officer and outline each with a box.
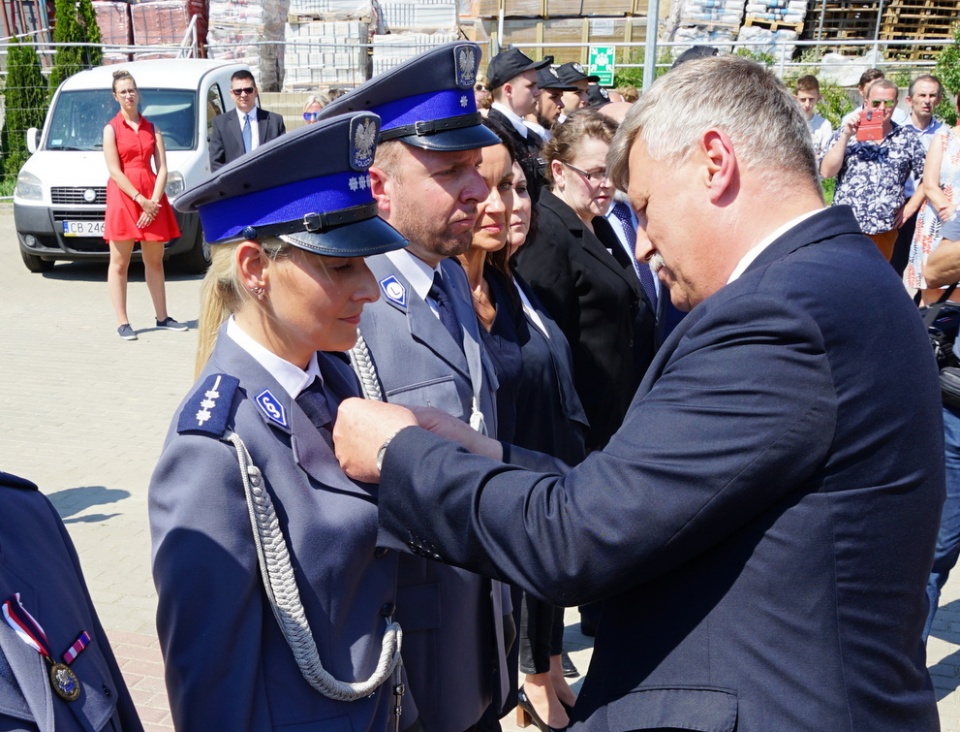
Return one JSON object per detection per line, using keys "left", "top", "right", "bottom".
{"left": 148, "top": 112, "right": 419, "bottom": 731}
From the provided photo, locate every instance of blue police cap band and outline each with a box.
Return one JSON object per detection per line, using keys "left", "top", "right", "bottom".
{"left": 197, "top": 170, "right": 374, "bottom": 243}
{"left": 375, "top": 89, "right": 479, "bottom": 139}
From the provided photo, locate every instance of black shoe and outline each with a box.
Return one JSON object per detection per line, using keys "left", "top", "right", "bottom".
{"left": 561, "top": 650, "right": 579, "bottom": 678}
{"left": 517, "top": 685, "right": 567, "bottom": 732}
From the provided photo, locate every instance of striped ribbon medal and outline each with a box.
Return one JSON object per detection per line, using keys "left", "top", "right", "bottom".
{"left": 2, "top": 593, "right": 89, "bottom": 701}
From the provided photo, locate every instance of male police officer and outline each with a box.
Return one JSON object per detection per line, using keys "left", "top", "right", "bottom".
{"left": 316, "top": 43, "right": 511, "bottom": 732}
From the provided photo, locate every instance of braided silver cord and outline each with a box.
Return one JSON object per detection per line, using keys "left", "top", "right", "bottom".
{"left": 351, "top": 331, "right": 385, "bottom": 401}
{"left": 226, "top": 431, "right": 402, "bottom": 701}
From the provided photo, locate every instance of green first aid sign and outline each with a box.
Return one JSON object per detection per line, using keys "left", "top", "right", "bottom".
{"left": 589, "top": 46, "right": 615, "bottom": 87}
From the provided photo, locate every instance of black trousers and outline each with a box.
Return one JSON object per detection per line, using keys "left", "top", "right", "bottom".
{"left": 518, "top": 593, "right": 565, "bottom": 674}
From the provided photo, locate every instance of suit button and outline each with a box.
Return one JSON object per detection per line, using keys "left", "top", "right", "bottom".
{"left": 374, "top": 547, "right": 389, "bottom": 558}
{"left": 381, "top": 602, "right": 396, "bottom": 618}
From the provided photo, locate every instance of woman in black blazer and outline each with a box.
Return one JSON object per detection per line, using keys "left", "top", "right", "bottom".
{"left": 514, "top": 110, "right": 657, "bottom": 452}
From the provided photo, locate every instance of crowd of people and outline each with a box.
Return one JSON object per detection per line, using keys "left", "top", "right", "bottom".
{"left": 3, "top": 38, "right": 955, "bottom": 732}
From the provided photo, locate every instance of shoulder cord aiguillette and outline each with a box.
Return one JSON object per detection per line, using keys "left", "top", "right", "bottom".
{"left": 225, "top": 430, "right": 402, "bottom": 701}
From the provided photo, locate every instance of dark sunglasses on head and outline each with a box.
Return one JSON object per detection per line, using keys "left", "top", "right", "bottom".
{"left": 303, "top": 111, "right": 320, "bottom": 122}
{"left": 231, "top": 87, "right": 256, "bottom": 96}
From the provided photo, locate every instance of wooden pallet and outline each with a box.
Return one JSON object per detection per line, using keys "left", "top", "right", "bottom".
{"left": 743, "top": 16, "right": 804, "bottom": 33}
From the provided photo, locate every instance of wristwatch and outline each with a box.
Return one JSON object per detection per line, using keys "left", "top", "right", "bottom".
{"left": 376, "top": 436, "right": 393, "bottom": 472}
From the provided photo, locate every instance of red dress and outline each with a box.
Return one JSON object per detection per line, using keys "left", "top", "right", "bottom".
{"left": 103, "top": 113, "right": 180, "bottom": 242}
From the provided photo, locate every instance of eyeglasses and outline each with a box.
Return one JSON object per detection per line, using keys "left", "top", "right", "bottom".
{"left": 303, "top": 111, "right": 320, "bottom": 122}
{"left": 561, "top": 161, "right": 609, "bottom": 183}
{"left": 870, "top": 99, "right": 896, "bottom": 108}
{"left": 231, "top": 87, "right": 256, "bottom": 96}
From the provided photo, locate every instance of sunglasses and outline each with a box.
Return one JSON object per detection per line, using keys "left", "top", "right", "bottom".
{"left": 303, "top": 111, "right": 320, "bottom": 122}
{"left": 870, "top": 99, "right": 896, "bottom": 108}
{"left": 231, "top": 87, "right": 256, "bottom": 96}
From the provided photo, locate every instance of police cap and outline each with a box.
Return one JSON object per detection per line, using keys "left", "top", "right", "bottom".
{"left": 316, "top": 42, "right": 499, "bottom": 152}
{"left": 175, "top": 112, "right": 407, "bottom": 257}
{"left": 486, "top": 47, "right": 550, "bottom": 91}
{"left": 555, "top": 62, "right": 600, "bottom": 86}
{"left": 536, "top": 65, "right": 577, "bottom": 92}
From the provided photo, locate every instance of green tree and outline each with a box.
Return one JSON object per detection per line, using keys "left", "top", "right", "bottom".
{"left": 934, "top": 23, "right": 960, "bottom": 126}
{"left": 1, "top": 39, "right": 48, "bottom": 182}
{"left": 49, "top": 0, "right": 102, "bottom": 93}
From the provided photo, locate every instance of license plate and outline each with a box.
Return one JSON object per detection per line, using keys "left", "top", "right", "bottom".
{"left": 62, "top": 220, "right": 104, "bottom": 237}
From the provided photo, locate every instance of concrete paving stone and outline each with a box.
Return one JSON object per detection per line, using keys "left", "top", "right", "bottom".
{"left": 2, "top": 212, "right": 960, "bottom": 728}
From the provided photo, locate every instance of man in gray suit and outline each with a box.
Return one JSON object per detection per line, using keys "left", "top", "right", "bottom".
{"left": 316, "top": 43, "right": 512, "bottom": 732}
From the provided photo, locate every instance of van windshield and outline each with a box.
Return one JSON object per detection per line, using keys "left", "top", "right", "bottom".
{"left": 45, "top": 88, "right": 197, "bottom": 152}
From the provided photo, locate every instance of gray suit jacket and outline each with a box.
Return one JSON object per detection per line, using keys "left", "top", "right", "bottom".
{"left": 354, "top": 254, "right": 509, "bottom": 732}
{"left": 150, "top": 331, "right": 414, "bottom": 731}
{"left": 0, "top": 472, "right": 141, "bottom": 732}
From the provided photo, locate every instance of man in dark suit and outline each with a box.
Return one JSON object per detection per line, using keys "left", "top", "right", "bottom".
{"left": 333, "top": 55, "right": 944, "bottom": 731}
{"left": 315, "top": 43, "right": 512, "bottom": 732}
{"left": 208, "top": 70, "right": 286, "bottom": 171}
{"left": 0, "top": 470, "right": 143, "bottom": 731}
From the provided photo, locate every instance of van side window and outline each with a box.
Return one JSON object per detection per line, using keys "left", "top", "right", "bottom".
{"left": 207, "top": 85, "right": 224, "bottom": 138}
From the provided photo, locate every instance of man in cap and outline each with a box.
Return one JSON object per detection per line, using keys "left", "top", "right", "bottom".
{"left": 333, "top": 55, "right": 943, "bottom": 731}
{"left": 486, "top": 47, "right": 551, "bottom": 196}
{"left": 553, "top": 62, "right": 598, "bottom": 120}
{"left": 315, "top": 42, "right": 512, "bottom": 732}
{"left": 525, "top": 65, "right": 577, "bottom": 142}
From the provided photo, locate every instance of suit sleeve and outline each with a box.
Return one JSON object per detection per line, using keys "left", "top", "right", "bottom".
{"left": 276, "top": 112, "right": 286, "bottom": 137}
{"left": 378, "top": 292, "right": 837, "bottom": 607}
{"left": 149, "top": 433, "right": 272, "bottom": 731}
{"left": 208, "top": 116, "right": 226, "bottom": 172}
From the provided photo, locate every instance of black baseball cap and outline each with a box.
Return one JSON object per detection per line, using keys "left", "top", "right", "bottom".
{"left": 537, "top": 65, "right": 577, "bottom": 92}
{"left": 486, "top": 47, "right": 550, "bottom": 90}
{"left": 555, "top": 62, "right": 600, "bottom": 85}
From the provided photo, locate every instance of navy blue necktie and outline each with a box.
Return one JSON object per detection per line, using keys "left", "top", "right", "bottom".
{"left": 611, "top": 201, "right": 658, "bottom": 313}
{"left": 430, "top": 272, "right": 464, "bottom": 352}
{"left": 296, "top": 378, "right": 333, "bottom": 447}
{"left": 242, "top": 112, "right": 253, "bottom": 153}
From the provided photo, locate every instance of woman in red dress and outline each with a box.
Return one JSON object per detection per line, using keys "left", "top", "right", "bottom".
{"left": 103, "top": 69, "right": 185, "bottom": 341}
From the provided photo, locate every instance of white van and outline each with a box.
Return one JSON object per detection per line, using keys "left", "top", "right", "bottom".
{"left": 13, "top": 58, "right": 249, "bottom": 273}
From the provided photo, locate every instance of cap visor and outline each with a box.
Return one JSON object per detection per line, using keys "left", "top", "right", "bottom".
{"left": 282, "top": 216, "right": 408, "bottom": 258}
{"left": 397, "top": 123, "right": 501, "bottom": 152}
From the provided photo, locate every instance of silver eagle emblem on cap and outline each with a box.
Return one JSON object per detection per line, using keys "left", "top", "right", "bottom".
{"left": 573, "top": 62, "right": 585, "bottom": 73}
{"left": 455, "top": 45, "right": 477, "bottom": 88}
{"left": 351, "top": 115, "right": 379, "bottom": 171}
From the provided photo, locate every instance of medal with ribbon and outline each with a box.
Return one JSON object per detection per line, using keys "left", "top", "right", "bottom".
{"left": 2, "top": 593, "right": 89, "bottom": 702}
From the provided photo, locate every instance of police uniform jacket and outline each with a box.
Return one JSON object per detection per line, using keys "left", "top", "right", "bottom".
{"left": 149, "top": 328, "right": 415, "bottom": 732}
{"left": 354, "top": 253, "right": 511, "bottom": 732}
{"left": 375, "top": 207, "right": 943, "bottom": 730}
{"left": 0, "top": 471, "right": 142, "bottom": 732}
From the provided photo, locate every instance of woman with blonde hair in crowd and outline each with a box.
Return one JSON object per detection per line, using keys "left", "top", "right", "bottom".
{"left": 302, "top": 93, "right": 328, "bottom": 125}
{"left": 149, "top": 114, "right": 424, "bottom": 731}
{"left": 103, "top": 69, "right": 185, "bottom": 340}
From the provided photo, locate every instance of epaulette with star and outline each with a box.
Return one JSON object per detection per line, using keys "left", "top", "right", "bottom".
{"left": 176, "top": 374, "right": 241, "bottom": 437}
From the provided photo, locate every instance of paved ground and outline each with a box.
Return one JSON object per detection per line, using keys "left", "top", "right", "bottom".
{"left": 1, "top": 210, "right": 959, "bottom": 730}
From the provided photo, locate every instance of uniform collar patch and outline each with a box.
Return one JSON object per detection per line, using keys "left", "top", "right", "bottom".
{"left": 256, "top": 390, "right": 288, "bottom": 429}
{"left": 379, "top": 274, "right": 407, "bottom": 309}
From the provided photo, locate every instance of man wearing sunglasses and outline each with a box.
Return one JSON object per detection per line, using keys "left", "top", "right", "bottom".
{"left": 821, "top": 78, "right": 926, "bottom": 261}
{"left": 208, "top": 70, "right": 286, "bottom": 171}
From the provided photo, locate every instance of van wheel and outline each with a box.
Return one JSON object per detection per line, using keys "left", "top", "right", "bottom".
{"left": 176, "top": 227, "right": 211, "bottom": 274}
{"left": 21, "top": 250, "right": 54, "bottom": 273}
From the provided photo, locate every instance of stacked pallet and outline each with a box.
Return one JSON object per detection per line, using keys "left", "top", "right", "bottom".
{"left": 800, "top": 0, "right": 955, "bottom": 60}
{"left": 371, "top": 0, "right": 460, "bottom": 75}
{"left": 92, "top": 1, "right": 133, "bottom": 63}
{"left": 284, "top": 19, "right": 370, "bottom": 89}
{"left": 473, "top": 0, "right": 649, "bottom": 71}
{"left": 668, "top": 0, "right": 744, "bottom": 56}
{"left": 208, "top": 0, "right": 289, "bottom": 90}
{"left": 371, "top": 30, "right": 460, "bottom": 75}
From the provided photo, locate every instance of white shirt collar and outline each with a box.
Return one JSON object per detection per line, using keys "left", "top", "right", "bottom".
{"left": 492, "top": 102, "right": 529, "bottom": 139}
{"left": 226, "top": 316, "right": 321, "bottom": 397}
{"left": 384, "top": 248, "right": 442, "bottom": 302}
{"left": 727, "top": 209, "right": 823, "bottom": 283}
